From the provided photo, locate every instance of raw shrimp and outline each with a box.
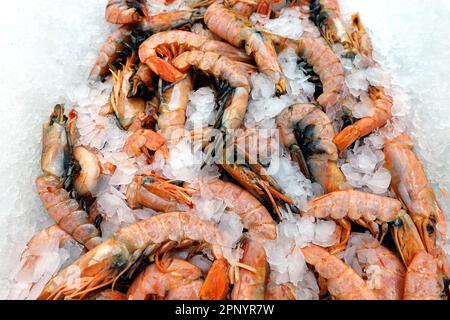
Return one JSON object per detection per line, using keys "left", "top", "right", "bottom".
{"left": 303, "top": 190, "right": 404, "bottom": 252}
{"left": 127, "top": 175, "right": 192, "bottom": 212}
{"left": 187, "top": 179, "right": 277, "bottom": 241}
{"left": 41, "top": 104, "right": 70, "bottom": 179}
{"left": 106, "top": 0, "right": 213, "bottom": 25}
{"left": 204, "top": 2, "right": 286, "bottom": 94}
{"left": 157, "top": 75, "right": 193, "bottom": 143}
{"left": 36, "top": 176, "right": 103, "bottom": 250}
{"left": 138, "top": 30, "right": 251, "bottom": 83}
{"left": 333, "top": 86, "right": 393, "bottom": 152}
{"left": 231, "top": 240, "right": 269, "bottom": 300}
{"left": 123, "top": 128, "right": 169, "bottom": 159}
{"left": 276, "top": 103, "right": 348, "bottom": 193}
{"left": 301, "top": 244, "right": 378, "bottom": 300}
{"left": 106, "top": 0, "right": 147, "bottom": 25}
{"left": 350, "top": 13, "right": 373, "bottom": 60}
{"left": 384, "top": 133, "right": 447, "bottom": 256}
{"left": 110, "top": 55, "right": 147, "bottom": 131}
{"left": 127, "top": 258, "right": 203, "bottom": 300}
{"left": 88, "top": 26, "right": 133, "bottom": 83}
{"left": 346, "top": 233, "right": 405, "bottom": 300}
{"left": 306, "top": 0, "right": 356, "bottom": 58}
{"left": 172, "top": 50, "right": 250, "bottom": 132}
{"left": 38, "top": 212, "right": 222, "bottom": 299}
{"left": 200, "top": 258, "right": 230, "bottom": 300}
{"left": 129, "top": 63, "right": 155, "bottom": 97}
{"left": 390, "top": 212, "right": 446, "bottom": 300}
{"left": 38, "top": 105, "right": 102, "bottom": 250}
{"left": 267, "top": 33, "right": 344, "bottom": 108}
{"left": 72, "top": 146, "right": 101, "bottom": 197}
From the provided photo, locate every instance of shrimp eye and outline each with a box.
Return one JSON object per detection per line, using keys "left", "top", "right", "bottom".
{"left": 391, "top": 218, "right": 403, "bottom": 228}
{"left": 426, "top": 223, "right": 435, "bottom": 235}
{"left": 95, "top": 215, "right": 103, "bottom": 229}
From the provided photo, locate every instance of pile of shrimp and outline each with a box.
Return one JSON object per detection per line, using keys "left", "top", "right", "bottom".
{"left": 11, "top": 0, "right": 450, "bottom": 300}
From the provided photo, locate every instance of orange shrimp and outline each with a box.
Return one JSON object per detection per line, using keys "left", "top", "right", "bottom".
{"left": 390, "top": 211, "right": 446, "bottom": 300}
{"left": 88, "top": 26, "right": 133, "bottom": 83}
{"left": 346, "top": 233, "right": 405, "bottom": 300}
{"left": 38, "top": 105, "right": 102, "bottom": 250}
{"left": 303, "top": 190, "right": 404, "bottom": 252}
{"left": 204, "top": 2, "right": 286, "bottom": 94}
{"left": 384, "top": 133, "right": 447, "bottom": 256}
{"left": 188, "top": 179, "right": 277, "bottom": 241}
{"left": 265, "top": 280, "right": 296, "bottom": 300}
{"left": 333, "top": 86, "right": 393, "bottom": 151}
{"left": 129, "top": 63, "right": 155, "bottom": 97}
{"left": 38, "top": 212, "right": 222, "bottom": 299}
{"left": 350, "top": 13, "right": 374, "bottom": 60}
{"left": 105, "top": 0, "right": 147, "bottom": 25}
{"left": 126, "top": 175, "right": 192, "bottom": 212}
{"left": 276, "top": 103, "right": 348, "bottom": 193}
{"left": 157, "top": 74, "right": 193, "bottom": 143}
{"left": 36, "top": 176, "right": 102, "bottom": 250}
{"left": 231, "top": 240, "right": 268, "bottom": 300}
{"left": 110, "top": 55, "right": 148, "bottom": 131}
{"left": 138, "top": 30, "right": 251, "bottom": 83}
{"left": 306, "top": 0, "right": 357, "bottom": 58}
{"left": 123, "top": 128, "right": 169, "bottom": 159}
{"left": 200, "top": 258, "right": 230, "bottom": 300}
{"left": 302, "top": 244, "right": 379, "bottom": 300}
{"left": 127, "top": 258, "right": 203, "bottom": 300}
{"left": 266, "top": 33, "right": 345, "bottom": 108}
{"left": 172, "top": 50, "right": 250, "bottom": 132}
{"left": 72, "top": 146, "right": 101, "bottom": 197}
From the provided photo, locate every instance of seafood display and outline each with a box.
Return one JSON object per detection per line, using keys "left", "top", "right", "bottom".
{"left": 8, "top": 0, "right": 450, "bottom": 301}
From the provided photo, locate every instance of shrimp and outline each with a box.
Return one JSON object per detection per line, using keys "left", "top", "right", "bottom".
{"left": 106, "top": 0, "right": 147, "bottom": 25}
{"left": 127, "top": 258, "right": 203, "bottom": 300}
{"left": 36, "top": 176, "right": 103, "bottom": 250}
{"left": 138, "top": 30, "right": 252, "bottom": 83}
{"left": 266, "top": 33, "right": 344, "bottom": 108}
{"left": 390, "top": 211, "right": 446, "bottom": 300}
{"left": 123, "top": 128, "right": 169, "bottom": 159}
{"left": 172, "top": 50, "right": 250, "bottom": 132}
{"left": 157, "top": 75, "right": 193, "bottom": 143}
{"left": 38, "top": 105, "right": 102, "bottom": 250}
{"left": 333, "top": 86, "right": 393, "bottom": 151}
{"left": 110, "top": 55, "right": 147, "bottom": 131}
{"left": 384, "top": 133, "right": 447, "bottom": 256}
{"left": 38, "top": 212, "right": 222, "bottom": 299}
{"left": 126, "top": 175, "right": 192, "bottom": 212}
{"left": 88, "top": 26, "right": 133, "bottom": 83}
{"left": 303, "top": 190, "right": 404, "bottom": 252}
{"left": 41, "top": 104, "right": 70, "bottom": 179}
{"left": 306, "top": 0, "right": 356, "bottom": 58}
{"left": 129, "top": 63, "right": 155, "bottom": 97}
{"left": 350, "top": 13, "right": 373, "bottom": 61}
{"left": 106, "top": 0, "right": 213, "bottom": 25}
{"left": 188, "top": 179, "right": 277, "bottom": 241}
{"left": 72, "top": 146, "right": 101, "bottom": 197}
{"left": 345, "top": 233, "right": 405, "bottom": 300}
{"left": 276, "top": 103, "right": 348, "bottom": 193}
{"left": 301, "top": 244, "right": 379, "bottom": 300}
{"left": 204, "top": 2, "right": 286, "bottom": 94}
{"left": 200, "top": 258, "right": 230, "bottom": 300}
{"left": 231, "top": 240, "right": 268, "bottom": 300}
